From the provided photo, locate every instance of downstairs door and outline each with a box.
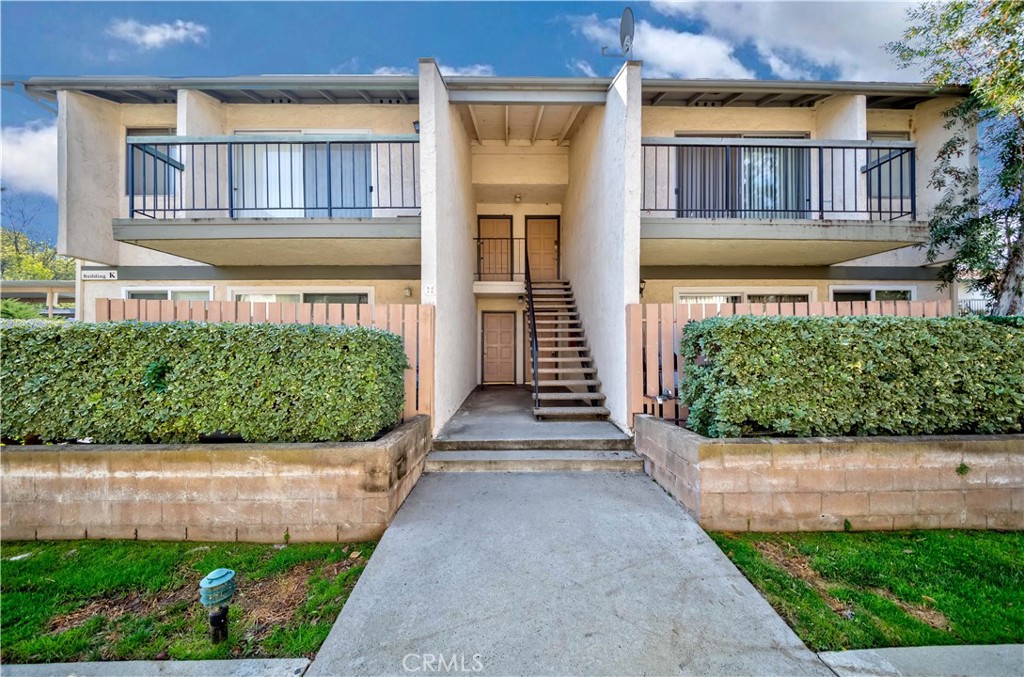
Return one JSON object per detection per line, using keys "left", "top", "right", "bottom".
{"left": 482, "top": 312, "right": 516, "bottom": 384}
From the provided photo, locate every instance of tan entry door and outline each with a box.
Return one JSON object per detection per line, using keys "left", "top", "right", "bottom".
{"left": 482, "top": 312, "right": 515, "bottom": 383}
{"left": 527, "top": 217, "right": 559, "bottom": 281}
{"left": 479, "top": 216, "right": 512, "bottom": 281}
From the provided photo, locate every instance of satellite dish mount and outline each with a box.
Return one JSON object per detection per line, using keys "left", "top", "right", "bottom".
{"left": 602, "top": 7, "right": 634, "bottom": 59}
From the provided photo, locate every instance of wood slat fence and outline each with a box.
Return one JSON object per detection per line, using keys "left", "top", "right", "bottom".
{"left": 96, "top": 299, "right": 434, "bottom": 421}
{"left": 626, "top": 300, "right": 955, "bottom": 427}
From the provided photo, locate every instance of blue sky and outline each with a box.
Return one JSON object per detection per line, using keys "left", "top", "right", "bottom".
{"left": 1, "top": 1, "right": 919, "bottom": 242}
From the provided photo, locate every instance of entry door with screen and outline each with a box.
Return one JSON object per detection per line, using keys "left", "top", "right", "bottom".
{"left": 482, "top": 313, "right": 515, "bottom": 383}
{"left": 526, "top": 217, "right": 559, "bottom": 281}
{"left": 233, "top": 131, "right": 371, "bottom": 218}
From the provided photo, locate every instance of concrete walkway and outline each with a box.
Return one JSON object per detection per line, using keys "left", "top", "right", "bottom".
{"left": 2, "top": 658, "right": 310, "bottom": 676}
{"left": 819, "top": 644, "right": 1024, "bottom": 677}
{"left": 307, "top": 472, "right": 831, "bottom": 676}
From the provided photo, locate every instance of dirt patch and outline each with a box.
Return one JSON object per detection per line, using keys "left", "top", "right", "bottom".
{"left": 870, "top": 587, "right": 950, "bottom": 630}
{"left": 49, "top": 558, "right": 356, "bottom": 639}
{"left": 753, "top": 540, "right": 950, "bottom": 629}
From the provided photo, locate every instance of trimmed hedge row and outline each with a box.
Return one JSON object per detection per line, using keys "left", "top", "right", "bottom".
{"left": 1, "top": 321, "right": 409, "bottom": 444}
{"left": 680, "top": 316, "right": 1024, "bottom": 438}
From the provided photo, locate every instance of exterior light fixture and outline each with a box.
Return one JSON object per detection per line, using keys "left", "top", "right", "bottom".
{"left": 404, "top": 286, "right": 413, "bottom": 298}
{"left": 517, "top": 295, "right": 525, "bottom": 305}
{"left": 514, "top": 192, "right": 522, "bottom": 203}
{"left": 199, "top": 568, "right": 237, "bottom": 644}
{"left": 639, "top": 279, "right": 647, "bottom": 298}
{"left": 413, "top": 120, "right": 420, "bottom": 134}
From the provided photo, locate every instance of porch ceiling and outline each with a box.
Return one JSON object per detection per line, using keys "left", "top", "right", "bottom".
{"left": 456, "top": 104, "right": 592, "bottom": 144}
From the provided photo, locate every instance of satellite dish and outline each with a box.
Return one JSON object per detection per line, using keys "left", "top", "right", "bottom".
{"left": 602, "top": 7, "right": 635, "bottom": 58}
{"left": 620, "top": 7, "right": 634, "bottom": 57}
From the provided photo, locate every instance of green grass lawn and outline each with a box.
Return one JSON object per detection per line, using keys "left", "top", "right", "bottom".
{"left": 711, "top": 530, "right": 1024, "bottom": 652}
{"left": 0, "top": 540, "right": 375, "bottom": 664}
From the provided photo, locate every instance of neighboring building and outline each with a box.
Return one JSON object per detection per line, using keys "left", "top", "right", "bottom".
{"left": 0, "top": 279, "right": 76, "bottom": 318}
{"left": 21, "top": 60, "right": 973, "bottom": 432}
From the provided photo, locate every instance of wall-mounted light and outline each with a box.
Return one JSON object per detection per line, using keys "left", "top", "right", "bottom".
{"left": 639, "top": 279, "right": 647, "bottom": 298}
{"left": 514, "top": 192, "right": 522, "bottom": 203}
{"left": 403, "top": 286, "right": 413, "bottom": 298}
{"left": 413, "top": 120, "right": 420, "bottom": 134}
{"left": 517, "top": 295, "right": 525, "bottom": 305}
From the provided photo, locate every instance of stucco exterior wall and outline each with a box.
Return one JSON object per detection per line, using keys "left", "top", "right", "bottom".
{"left": 640, "top": 277, "right": 951, "bottom": 304}
{"left": 913, "top": 97, "right": 974, "bottom": 218}
{"left": 78, "top": 278, "right": 420, "bottom": 322}
{"left": 642, "top": 106, "right": 816, "bottom": 136}
{"left": 561, "top": 62, "right": 642, "bottom": 429}
{"left": 420, "top": 59, "right": 478, "bottom": 433}
{"left": 223, "top": 103, "right": 417, "bottom": 134}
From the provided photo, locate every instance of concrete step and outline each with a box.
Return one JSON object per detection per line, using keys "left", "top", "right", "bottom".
{"left": 537, "top": 391, "right": 606, "bottom": 401}
{"left": 537, "top": 356, "right": 594, "bottom": 363}
{"left": 533, "top": 406, "right": 612, "bottom": 418}
{"left": 537, "top": 379, "right": 601, "bottom": 387}
{"left": 536, "top": 328, "right": 584, "bottom": 334}
{"left": 533, "top": 320, "right": 582, "bottom": 325}
{"left": 425, "top": 449, "right": 642, "bottom": 473}
{"left": 537, "top": 367, "right": 597, "bottom": 374}
{"left": 432, "top": 436, "right": 633, "bottom": 451}
{"left": 538, "top": 346, "right": 591, "bottom": 353}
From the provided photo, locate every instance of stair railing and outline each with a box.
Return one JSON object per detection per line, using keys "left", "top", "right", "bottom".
{"left": 523, "top": 246, "right": 540, "bottom": 409}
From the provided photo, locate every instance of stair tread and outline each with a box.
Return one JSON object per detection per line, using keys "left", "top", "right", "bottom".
{"left": 533, "top": 406, "right": 611, "bottom": 417}
{"left": 537, "top": 357, "right": 594, "bottom": 363}
{"left": 537, "top": 379, "right": 601, "bottom": 387}
{"left": 427, "top": 450, "right": 640, "bottom": 462}
{"left": 537, "top": 367, "right": 597, "bottom": 373}
{"left": 537, "top": 392, "right": 606, "bottom": 401}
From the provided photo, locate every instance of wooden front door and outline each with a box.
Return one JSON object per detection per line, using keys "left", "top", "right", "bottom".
{"left": 482, "top": 312, "right": 515, "bottom": 383}
{"left": 478, "top": 216, "right": 513, "bottom": 281}
{"left": 527, "top": 217, "right": 559, "bottom": 281}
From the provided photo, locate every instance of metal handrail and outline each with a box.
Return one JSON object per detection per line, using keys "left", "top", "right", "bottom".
{"left": 523, "top": 245, "right": 540, "bottom": 409}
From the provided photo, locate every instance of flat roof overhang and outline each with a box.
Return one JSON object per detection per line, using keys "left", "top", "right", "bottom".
{"left": 640, "top": 218, "right": 928, "bottom": 266}
{"left": 113, "top": 217, "right": 421, "bottom": 267}
{"left": 641, "top": 80, "right": 969, "bottom": 109}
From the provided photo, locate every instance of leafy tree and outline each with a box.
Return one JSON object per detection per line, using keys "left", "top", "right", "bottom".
{"left": 1, "top": 299, "right": 42, "bottom": 319}
{"left": 888, "top": 0, "right": 1023, "bottom": 314}
{"left": 1, "top": 188, "right": 74, "bottom": 280}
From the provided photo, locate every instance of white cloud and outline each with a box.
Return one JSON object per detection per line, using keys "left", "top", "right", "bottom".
{"left": 373, "top": 63, "right": 496, "bottom": 77}
{"left": 651, "top": 1, "right": 923, "bottom": 82}
{"left": 571, "top": 14, "right": 753, "bottom": 79}
{"left": 373, "top": 66, "right": 415, "bottom": 76}
{"left": 106, "top": 18, "right": 208, "bottom": 50}
{"left": 0, "top": 120, "right": 58, "bottom": 199}
{"left": 439, "top": 64, "right": 495, "bottom": 77}
{"left": 568, "top": 59, "right": 599, "bottom": 78}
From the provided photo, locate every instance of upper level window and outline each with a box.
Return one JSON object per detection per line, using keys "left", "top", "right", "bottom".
{"left": 126, "top": 127, "right": 177, "bottom": 196}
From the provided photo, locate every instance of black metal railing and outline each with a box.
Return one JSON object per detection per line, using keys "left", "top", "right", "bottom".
{"left": 641, "top": 137, "right": 917, "bottom": 221}
{"left": 959, "top": 299, "right": 991, "bottom": 315}
{"left": 475, "top": 237, "right": 526, "bottom": 281}
{"left": 524, "top": 245, "right": 540, "bottom": 409}
{"left": 127, "top": 134, "right": 420, "bottom": 219}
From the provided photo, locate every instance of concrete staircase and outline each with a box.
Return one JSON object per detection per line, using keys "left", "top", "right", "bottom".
{"left": 527, "top": 280, "right": 609, "bottom": 420}
{"left": 427, "top": 435, "right": 641, "bottom": 473}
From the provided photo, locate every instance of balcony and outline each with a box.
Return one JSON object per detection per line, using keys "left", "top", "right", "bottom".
{"left": 473, "top": 237, "right": 527, "bottom": 296}
{"left": 113, "top": 134, "right": 421, "bottom": 267}
{"left": 640, "top": 137, "right": 928, "bottom": 267}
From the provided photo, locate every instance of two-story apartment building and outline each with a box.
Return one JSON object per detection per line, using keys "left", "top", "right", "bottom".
{"left": 23, "top": 59, "right": 971, "bottom": 433}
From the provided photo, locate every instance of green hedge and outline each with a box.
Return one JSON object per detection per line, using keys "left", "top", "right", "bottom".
{"left": 680, "top": 316, "right": 1024, "bottom": 438}
{"left": 1, "top": 321, "right": 409, "bottom": 444}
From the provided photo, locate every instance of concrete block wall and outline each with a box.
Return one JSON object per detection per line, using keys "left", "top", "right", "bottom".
{"left": 636, "top": 416, "right": 1024, "bottom": 531}
{"left": 1, "top": 416, "right": 430, "bottom": 543}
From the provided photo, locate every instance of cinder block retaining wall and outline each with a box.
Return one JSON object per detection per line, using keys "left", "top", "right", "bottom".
{"left": 1, "top": 416, "right": 431, "bottom": 543}
{"left": 635, "top": 416, "right": 1024, "bottom": 531}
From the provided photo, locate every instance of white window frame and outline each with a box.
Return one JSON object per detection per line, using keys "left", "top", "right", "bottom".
{"left": 121, "top": 286, "right": 213, "bottom": 301}
{"left": 673, "top": 286, "right": 818, "bottom": 304}
{"left": 228, "top": 286, "right": 375, "bottom": 305}
{"left": 828, "top": 285, "right": 917, "bottom": 302}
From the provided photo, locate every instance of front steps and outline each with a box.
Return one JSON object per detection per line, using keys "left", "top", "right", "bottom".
{"left": 425, "top": 449, "right": 642, "bottom": 473}
{"left": 527, "top": 279, "right": 609, "bottom": 420}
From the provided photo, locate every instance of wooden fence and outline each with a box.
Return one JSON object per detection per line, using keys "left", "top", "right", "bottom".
{"left": 96, "top": 299, "right": 434, "bottom": 421}
{"left": 626, "top": 300, "right": 955, "bottom": 426}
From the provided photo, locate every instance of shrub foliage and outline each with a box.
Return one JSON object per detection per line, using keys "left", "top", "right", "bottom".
{"left": 680, "top": 316, "right": 1024, "bottom": 438}
{"left": 1, "top": 321, "right": 409, "bottom": 444}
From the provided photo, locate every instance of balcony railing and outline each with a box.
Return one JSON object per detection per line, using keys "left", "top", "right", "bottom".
{"left": 641, "top": 137, "right": 917, "bottom": 221}
{"left": 127, "top": 134, "right": 420, "bottom": 219}
{"left": 476, "top": 237, "right": 526, "bottom": 281}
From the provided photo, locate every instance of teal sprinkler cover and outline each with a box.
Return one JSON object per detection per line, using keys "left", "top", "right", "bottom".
{"left": 199, "top": 568, "right": 237, "bottom": 607}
